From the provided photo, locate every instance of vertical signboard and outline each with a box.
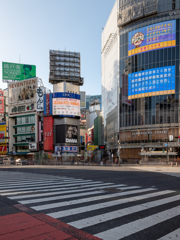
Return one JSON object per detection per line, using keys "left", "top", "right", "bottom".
{"left": 0, "top": 91, "right": 4, "bottom": 114}
{"left": 80, "top": 91, "right": 86, "bottom": 109}
{"left": 36, "top": 87, "right": 44, "bottom": 111}
{"left": 46, "top": 94, "right": 50, "bottom": 115}
{"left": 44, "top": 116, "right": 54, "bottom": 151}
{"left": 0, "top": 123, "right": 7, "bottom": 155}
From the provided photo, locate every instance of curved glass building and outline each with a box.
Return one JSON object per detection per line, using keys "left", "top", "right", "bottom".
{"left": 102, "top": 0, "right": 180, "bottom": 162}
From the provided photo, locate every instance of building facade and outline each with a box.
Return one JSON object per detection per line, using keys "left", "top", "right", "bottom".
{"left": 44, "top": 50, "right": 83, "bottom": 158}
{"left": 102, "top": 0, "right": 180, "bottom": 162}
{"left": 8, "top": 78, "right": 45, "bottom": 155}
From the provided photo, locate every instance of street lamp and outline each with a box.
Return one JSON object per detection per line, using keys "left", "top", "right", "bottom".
{"left": 118, "top": 140, "right": 121, "bottom": 166}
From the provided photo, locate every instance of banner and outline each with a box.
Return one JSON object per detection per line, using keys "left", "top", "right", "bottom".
{"left": 128, "top": 20, "right": 176, "bottom": 56}
{"left": 0, "top": 91, "right": 4, "bottom": 114}
{"left": 2, "top": 62, "right": 36, "bottom": 81}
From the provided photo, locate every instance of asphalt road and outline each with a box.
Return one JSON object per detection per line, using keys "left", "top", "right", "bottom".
{"left": 0, "top": 165, "right": 180, "bottom": 240}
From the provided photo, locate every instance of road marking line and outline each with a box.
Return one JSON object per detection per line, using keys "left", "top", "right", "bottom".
{"left": 0, "top": 181, "right": 103, "bottom": 193}
{"left": 47, "top": 188, "right": 159, "bottom": 218}
{"left": 33, "top": 188, "right": 148, "bottom": 211}
{"left": 3, "top": 183, "right": 118, "bottom": 196}
{"left": 0, "top": 179, "right": 94, "bottom": 189}
{"left": 95, "top": 206, "right": 180, "bottom": 240}
{"left": 9, "top": 184, "right": 127, "bottom": 199}
{"left": 157, "top": 228, "right": 180, "bottom": 239}
{"left": 69, "top": 193, "right": 180, "bottom": 229}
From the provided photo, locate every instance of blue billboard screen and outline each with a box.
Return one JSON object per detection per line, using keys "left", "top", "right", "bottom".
{"left": 128, "top": 66, "right": 175, "bottom": 99}
{"left": 128, "top": 20, "right": 176, "bottom": 56}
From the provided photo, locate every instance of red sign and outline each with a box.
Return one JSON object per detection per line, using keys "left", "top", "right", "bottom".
{"left": 0, "top": 133, "right": 4, "bottom": 139}
{"left": 0, "top": 91, "right": 4, "bottom": 114}
{"left": 85, "top": 133, "right": 88, "bottom": 144}
{"left": 0, "top": 146, "right": 7, "bottom": 152}
{"left": 44, "top": 116, "right": 54, "bottom": 151}
{"left": 46, "top": 94, "right": 50, "bottom": 115}
{"left": 99, "top": 145, "right": 105, "bottom": 149}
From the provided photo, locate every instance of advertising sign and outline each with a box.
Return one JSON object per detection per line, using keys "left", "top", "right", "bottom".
{"left": 0, "top": 123, "right": 7, "bottom": 155}
{"left": 87, "top": 145, "right": 98, "bottom": 151}
{"left": 9, "top": 103, "right": 35, "bottom": 116}
{"left": 8, "top": 78, "right": 37, "bottom": 104}
{"left": 45, "top": 94, "right": 50, "bottom": 115}
{"left": 80, "top": 91, "right": 86, "bottom": 108}
{"left": 29, "top": 143, "right": 37, "bottom": 151}
{"left": 36, "top": 87, "right": 44, "bottom": 111}
{"left": 44, "top": 116, "right": 54, "bottom": 151}
{"left": 65, "top": 125, "right": 78, "bottom": 145}
{"left": 55, "top": 146, "right": 77, "bottom": 154}
{"left": 2, "top": 62, "right": 36, "bottom": 82}
{"left": 0, "top": 91, "right": 4, "bottom": 114}
{"left": 128, "top": 20, "right": 176, "bottom": 57}
{"left": 128, "top": 65, "right": 175, "bottom": 99}
{"left": 53, "top": 98, "right": 80, "bottom": 116}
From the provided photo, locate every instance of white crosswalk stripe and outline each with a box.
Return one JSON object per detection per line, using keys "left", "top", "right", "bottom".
{"left": 157, "top": 228, "right": 180, "bottom": 240}
{"left": 1, "top": 171, "right": 180, "bottom": 240}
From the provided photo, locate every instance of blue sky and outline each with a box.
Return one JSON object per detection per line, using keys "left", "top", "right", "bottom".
{"left": 0, "top": 0, "right": 115, "bottom": 95}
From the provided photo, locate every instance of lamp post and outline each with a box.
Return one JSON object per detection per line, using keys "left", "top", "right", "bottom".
{"left": 118, "top": 140, "right": 121, "bottom": 166}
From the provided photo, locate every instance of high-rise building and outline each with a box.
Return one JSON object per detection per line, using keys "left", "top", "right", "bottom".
{"left": 44, "top": 50, "right": 84, "bottom": 158}
{"left": 102, "top": 0, "right": 180, "bottom": 162}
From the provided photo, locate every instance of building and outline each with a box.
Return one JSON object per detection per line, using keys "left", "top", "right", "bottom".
{"left": 44, "top": 50, "right": 83, "bottom": 158}
{"left": 86, "top": 95, "right": 101, "bottom": 110}
{"left": 102, "top": 0, "right": 180, "bottom": 162}
{"left": 8, "top": 78, "right": 45, "bottom": 156}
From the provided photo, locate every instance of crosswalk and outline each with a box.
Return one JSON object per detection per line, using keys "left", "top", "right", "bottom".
{"left": 0, "top": 171, "right": 180, "bottom": 239}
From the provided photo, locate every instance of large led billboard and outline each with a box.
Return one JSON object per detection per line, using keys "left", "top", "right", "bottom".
{"left": 128, "top": 20, "right": 176, "bottom": 57}
{"left": 128, "top": 66, "right": 175, "bottom": 100}
{"left": 2, "top": 62, "right": 36, "bottom": 82}
{"left": 53, "top": 98, "right": 80, "bottom": 116}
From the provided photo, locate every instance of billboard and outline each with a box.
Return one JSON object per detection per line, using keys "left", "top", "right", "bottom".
{"left": 53, "top": 98, "right": 80, "bottom": 117}
{"left": 8, "top": 78, "right": 38, "bottom": 104}
{"left": 2, "top": 62, "right": 36, "bottom": 82}
{"left": 9, "top": 103, "right": 35, "bottom": 116}
{"left": 44, "top": 116, "right": 54, "bottom": 151}
{"left": 128, "top": 20, "right": 176, "bottom": 57}
{"left": 65, "top": 125, "right": 78, "bottom": 145}
{"left": 0, "top": 123, "right": 7, "bottom": 155}
{"left": 0, "top": 91, "right": 4, "bottom": 114}
{"left": 49, "top": 50, "right": 83, "bottom": 85}
{"left": 128, "top": 66, "right": 175, "bottom": 99}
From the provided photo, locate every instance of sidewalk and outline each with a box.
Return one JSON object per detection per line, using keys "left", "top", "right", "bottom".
{"left": 0, "top": 196, "right": 101, "bottom": 240}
